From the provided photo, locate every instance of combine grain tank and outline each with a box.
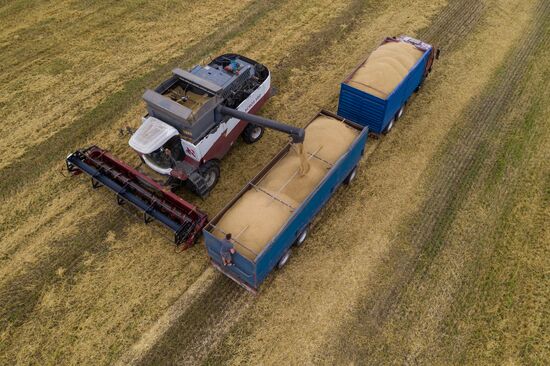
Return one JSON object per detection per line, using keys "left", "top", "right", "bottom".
{"left": 203, "top": 110, "right": 368, "bottom": 292}
{"left": 337, "top": 35, "right": 439, "bottom": 134}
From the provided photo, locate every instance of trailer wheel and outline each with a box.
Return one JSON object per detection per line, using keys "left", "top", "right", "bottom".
{"left": 344, "top": 166, "right": 358, "bottom": 185}
{"left": 395, "top": 104, "right": 406, "bottom": 121}
{"left": 383, "top": 119, "right": 394, "bottom": 135}
{"left": 277, "top": 250, "right": 292, "bottom": 269}
{"left": 199, "top": 160, "right": 220, "bottom": 192}
{"left": 295, "top": 227, "right": 309, "bottom": 247}
{"left": 242, "top": 124, "right": 264, "bottom": 144}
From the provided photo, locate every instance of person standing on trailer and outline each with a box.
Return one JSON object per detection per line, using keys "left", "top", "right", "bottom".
{"left": 220, "top": 233, "right": 236, "bottom": 266}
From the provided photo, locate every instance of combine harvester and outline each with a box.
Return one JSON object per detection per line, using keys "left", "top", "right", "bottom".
{"left": 67, "top": 54, "right": 304, "bottom": 249}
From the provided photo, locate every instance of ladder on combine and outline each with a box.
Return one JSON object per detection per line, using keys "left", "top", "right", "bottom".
{"left": 66, "top": 146, "right": 208, "bottom": 249}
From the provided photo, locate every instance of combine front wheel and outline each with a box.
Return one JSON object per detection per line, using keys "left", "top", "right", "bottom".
{"left": 198, "top": 160, "right": 220, "bottom": 193}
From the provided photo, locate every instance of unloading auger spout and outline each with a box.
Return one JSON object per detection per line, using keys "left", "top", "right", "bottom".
{"left": 217, "top": 105, "right": 305, "bottom": 144}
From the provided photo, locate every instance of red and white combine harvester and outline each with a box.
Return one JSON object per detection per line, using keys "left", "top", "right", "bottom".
{"left": 66, "top": 54, "right": 304, "bottom": 248}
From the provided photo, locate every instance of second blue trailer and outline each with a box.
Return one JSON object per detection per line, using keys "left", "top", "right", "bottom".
{"left": 337, "top": 35, "right": 438, "bottom": 134}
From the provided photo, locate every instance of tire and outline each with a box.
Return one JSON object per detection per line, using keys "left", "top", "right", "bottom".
{"left": 344, "top": 166, "right": 358, "bottom": 185}
{"left": 383, "top": 118, "right": 394, "bottom": 135}
{"left": 295, "top": 227, "right": 309, "bottom": 247}
{"left": 242, "top": 124, "right": 264, "bottom": 144}
{"left": 395, "top": 104, "right": 406, "bottom": 121}
{"left": 198, "top": 160, "right": 220, "bottom": 192}
{"left": 277, "top": 250, "right": 292, "bottom": 269}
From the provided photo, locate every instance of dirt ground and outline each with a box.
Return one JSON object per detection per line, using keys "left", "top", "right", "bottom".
{"left": 0, "top": 0, "right": 548, "bottom": 365}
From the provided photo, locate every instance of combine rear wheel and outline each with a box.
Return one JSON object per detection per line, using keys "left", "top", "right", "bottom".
{"left": 242, "top": 124, "right": 264, "bottom": 144}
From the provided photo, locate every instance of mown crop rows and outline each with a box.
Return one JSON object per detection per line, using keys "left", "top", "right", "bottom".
{"left": 0, "top": 0, "right": 547, "bottom": 364}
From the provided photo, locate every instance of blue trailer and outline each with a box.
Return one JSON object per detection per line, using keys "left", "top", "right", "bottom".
{"left": 337, "top": 35, "right": 438, "bottom": 134}
{"left": 203, "top": 110, "right": 368, "bottom": 293}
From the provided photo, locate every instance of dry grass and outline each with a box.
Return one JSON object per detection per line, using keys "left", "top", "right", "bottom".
{"left": 0, "top": 0, "right": 547, "bottom": 364}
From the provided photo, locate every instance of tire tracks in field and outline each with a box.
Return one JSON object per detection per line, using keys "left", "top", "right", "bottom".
{"left": 0, "top": 0, "right": 284, "bottom": 202}
{"left": 418, "top": 0, "right": 486, "bottom": 50}
{"left": 323, "top": 0, "right": 549, "bottom": 362}
{"left": 125, "top": 1, "right": 491, "bottom": 364}
{"left": 388, "top": 0, "right": 548, "bottom": 323}
{"left": 130, "top": 273, "right": 254, "bottom": 366}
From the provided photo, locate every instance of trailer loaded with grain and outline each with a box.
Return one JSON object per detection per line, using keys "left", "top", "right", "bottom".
{"left": 337, "top": 35, "right": 439, "bottom": 134}
{"left": 203, "top": 35, "right": 437, "bottom": 291}
{"left": 203, "top": 111, "right": 368, "bottom": 292}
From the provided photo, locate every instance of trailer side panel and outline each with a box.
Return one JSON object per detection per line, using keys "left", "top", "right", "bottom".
{"left": 255, "top": 125, "right": 368, "bottom": 284}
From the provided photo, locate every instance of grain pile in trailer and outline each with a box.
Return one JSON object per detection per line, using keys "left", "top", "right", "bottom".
{"left": 348, "top": 41, "right": 424, "bottom": 99}
{"left": 214, "top": 115, "right": 359, "bottom": 260}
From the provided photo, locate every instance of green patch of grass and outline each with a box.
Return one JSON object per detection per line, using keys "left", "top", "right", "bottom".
{"left": 439, "top": 60, "right": 550, "bottom": 363}
{"left": 486, "top": 112, "right": 536, "bottom": 191}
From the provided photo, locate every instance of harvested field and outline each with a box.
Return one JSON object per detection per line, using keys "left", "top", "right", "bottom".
{"left": 1, "top": 0, "right": 548, "bottom": 365}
